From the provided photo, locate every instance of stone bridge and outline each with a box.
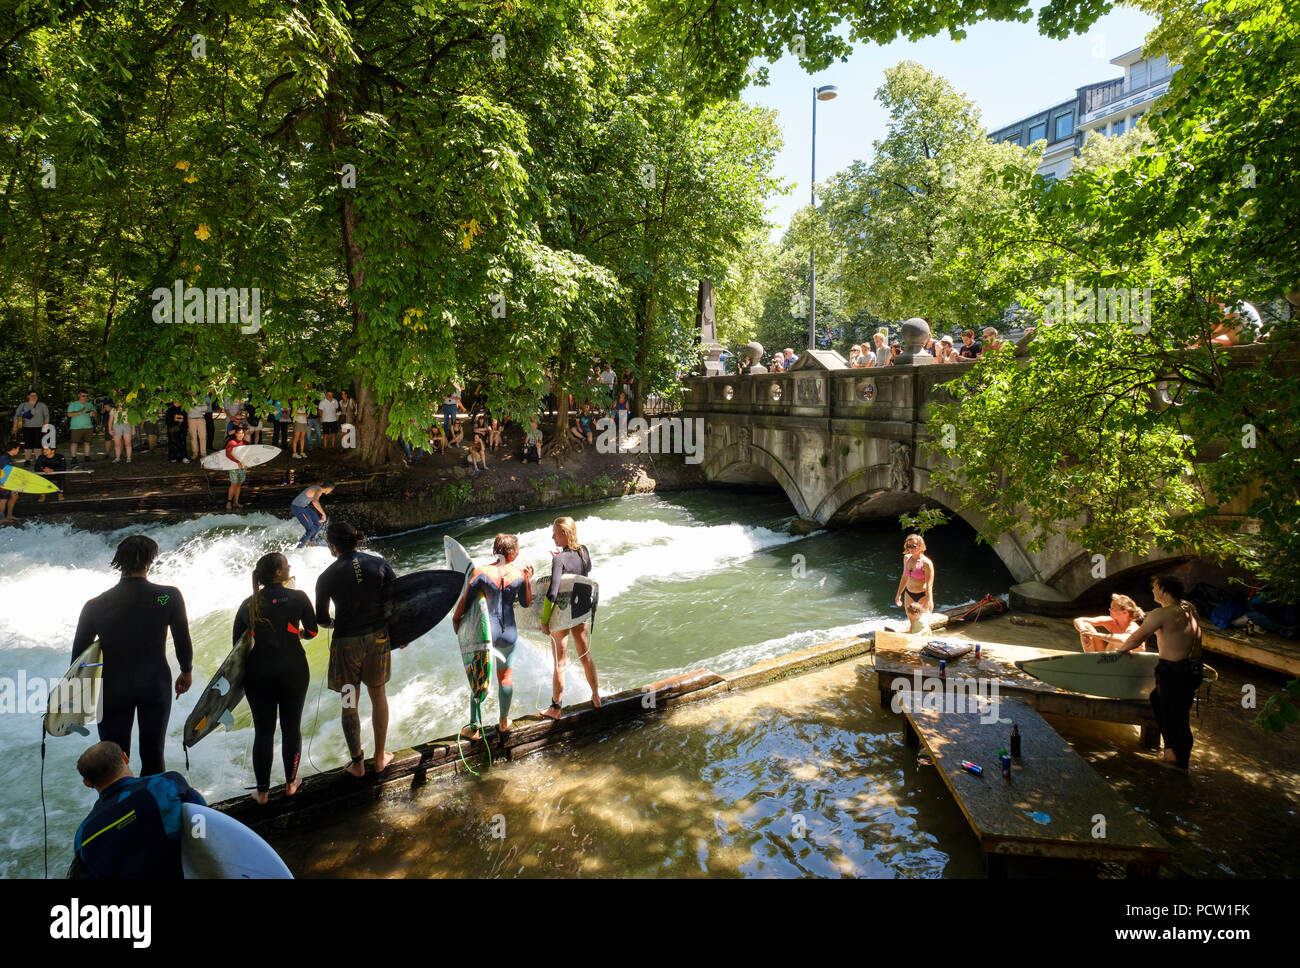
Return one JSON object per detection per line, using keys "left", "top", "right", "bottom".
{"left": 679, "top": 349, "right": 1256, "bottom": 613}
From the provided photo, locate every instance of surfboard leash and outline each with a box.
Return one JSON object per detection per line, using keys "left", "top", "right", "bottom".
{"left": 305, "top": 628, "right": 331, "bottom": 775}
{"left": 40, "top": 722, "right": 49, "bottom": 879}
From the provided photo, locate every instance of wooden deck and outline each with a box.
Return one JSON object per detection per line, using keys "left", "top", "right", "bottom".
{"left": 900, "top": 694, "right": 1172, "bottom": 876}
{"left": 873, "top": 629, "right": 1160, "bottom": 746}
{"left": 1202, "top": 625, "right": 1300, "bottom": 678}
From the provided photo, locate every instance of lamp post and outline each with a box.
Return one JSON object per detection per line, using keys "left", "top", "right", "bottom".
{"left": 809, "top": 84, "right": 838, "bottom": 351}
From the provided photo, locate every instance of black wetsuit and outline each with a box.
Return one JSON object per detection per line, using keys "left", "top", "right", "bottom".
{"left": 544, "top": 545, "right": 594, "bottom": 626}
{"left": 71, "top": 578, "right": 192, "bottom": 776}
{"left": 233, "top": 584, "right": 319, "bottom": 792}
{"left": 1151, "top": 656, "right": 1203, "bottom": 768}
{"left": 547, "top": 546, "right": 592, "bottom": 600}
{"left": 315, "top": 551, "right": 395, "bottom": 635}
{"left": 68, "top": 772, "right": 205, "bottom": 879}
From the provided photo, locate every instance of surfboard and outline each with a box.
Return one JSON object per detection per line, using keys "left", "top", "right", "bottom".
{"left": 444, "top": 535, "right": 474, "bottom": 595}
{"left": 457, "top": 594, "right": 492, "bottom": 655}
{"left": 516, "top": 573, "right": 599, "bottom": 634}
{"left": 183, "top": 631, "right": 253, "bottom": 748}
{"left": 445, "top": 536, "right": 490, "bottom": 654}
{"left": 180, "top": 803, "right": 293, "bottom": 879}
{"left": 385, "top": 569, "right": 465, "bottom": 648}
{"left": 200, "top": 444, "right": 282, "bottom": 471}
{"left": 1016, "top": 652, "right": 1159, "bottom": 700}
{"left": 1017, "top": 652, "right": 1217, "bottom": 700}
{"left": 43, "top": 642, "right": 104, "bottom": 737}
{"left": 0, "top": 464, "right": 60, "bottom": 493}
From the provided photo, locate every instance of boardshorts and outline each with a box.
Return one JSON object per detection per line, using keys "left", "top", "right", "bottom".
{"left": 323, "top": 421, "right": 340, "bottom": 435}
{"left": 328, "top": 628, "right": 391, "bottom": 692}
{"left": 228, "top": 468, "right": 247, "bottom": 484}
{"left": 70, "top": 428, "right": 92, "bottom": 444}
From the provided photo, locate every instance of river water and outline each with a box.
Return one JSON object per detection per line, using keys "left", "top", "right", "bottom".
{"left": 0, "top": 491, "right": 1009, "bottom": 879}
{"left": 7, "top": 491, "right": 1295, "bottom": 879}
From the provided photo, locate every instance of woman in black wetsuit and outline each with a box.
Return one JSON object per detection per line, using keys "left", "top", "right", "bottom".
{"left": 233, "top": 552, "right": 318, "bottom": 803}
{"left": 539, "top": 516, "right": 599, "bottom": 719}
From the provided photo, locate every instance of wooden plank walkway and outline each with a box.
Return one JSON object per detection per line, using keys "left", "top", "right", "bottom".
{"left": 900, "top": 694, "right": 1172, "bottom": 876}
{"left": 1202, "top": 626, "right": 1300, "bottom": 678}
{"left": 873, "top": 629, "right": 1160, "bottom": 745}
{"left": 212, "top": 631, "right": 883, "bottom": 831}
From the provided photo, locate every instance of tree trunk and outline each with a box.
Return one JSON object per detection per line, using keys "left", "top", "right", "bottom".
{"left": 546, "top": 353, "right": 573, "bottom": 456}
{"left": 632, "top": 279, "right": 656, "bottom": 419}
{"left": 324, "top": 82, "right": 397, "bottom": 467}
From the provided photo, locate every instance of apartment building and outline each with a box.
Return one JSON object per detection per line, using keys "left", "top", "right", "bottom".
{"left": 988, "top": 48, "right": 1177, "bottom": 180}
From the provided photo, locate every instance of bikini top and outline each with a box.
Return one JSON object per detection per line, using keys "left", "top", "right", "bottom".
{"left": 905, "top": 556, "right": 926, "bottom": 580}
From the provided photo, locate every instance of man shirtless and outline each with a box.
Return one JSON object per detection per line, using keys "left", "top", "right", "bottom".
{"left": 1110, "top": 575, "right": 1203, "bottom": 768}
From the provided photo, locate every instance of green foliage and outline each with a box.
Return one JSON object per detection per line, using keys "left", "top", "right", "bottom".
{"left": 899, "top": 506, "right": 950, "bottom": 535}
{"left": 925, "top": 0, "right": 1300, "bottom": 602}
{"left": 1256, "top": 679, "right": 1300, "bottom": 733}
{"left": 819, "top": 62, "right": 1042, "bottom": 331}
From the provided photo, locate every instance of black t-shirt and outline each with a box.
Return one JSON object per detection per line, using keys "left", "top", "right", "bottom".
{"left": 164, "top": 405, "right": 186, "bottom": 429}
{"left": 35, "top": 452, "right": 66, "bottom": 473}
{"left": 315, "top": 552, "right": 395, "bottom": 636}
{"left": 958, "top": 341, "right": 981, "bottom": 359}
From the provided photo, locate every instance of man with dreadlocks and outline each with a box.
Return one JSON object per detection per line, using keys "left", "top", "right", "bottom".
{"left": 232, "top": 552, "right": 319, "bottom": 803}
{"left": 70, "top": 535, "right": 194, "bottom": 776}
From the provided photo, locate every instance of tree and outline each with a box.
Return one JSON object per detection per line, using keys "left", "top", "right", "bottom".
{"left": 926, "top": 0, "right": 1300, "bottom": 604}
{"left": 818, "top": 62, "right": 1042, "bottom": 332}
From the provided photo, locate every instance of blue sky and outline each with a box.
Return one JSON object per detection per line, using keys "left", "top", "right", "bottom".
{"left": 745, "top": 8, "right": 1158, "bottom": 239}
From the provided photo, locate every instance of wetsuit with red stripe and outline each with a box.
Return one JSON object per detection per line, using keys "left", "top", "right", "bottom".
{"left": 232, "top": 584, "right": 318, "bottom": 792}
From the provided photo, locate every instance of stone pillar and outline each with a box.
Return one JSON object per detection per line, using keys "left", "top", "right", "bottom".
{"left": 895, "top": 317, "right": 934, "bottom": 365}
{"left": 696, "top": 280, "right": 724, "bottom": 376}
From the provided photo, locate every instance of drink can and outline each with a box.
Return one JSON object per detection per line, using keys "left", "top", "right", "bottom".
{"left": 960, "top": 760, "right": 982, "bottom": 776}
{"left": 939, "top": 659, "right": 946, "bottom": 676}
{"left": 974, "top": 643, "right": 982, "bottom": 659}
{"left": 1000, "top": 752, "right": 1012, "bottom": 778}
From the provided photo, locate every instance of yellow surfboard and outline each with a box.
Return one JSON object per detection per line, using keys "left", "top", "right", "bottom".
{"left": 0, "top": 464, "right": 60, "bottom": 494}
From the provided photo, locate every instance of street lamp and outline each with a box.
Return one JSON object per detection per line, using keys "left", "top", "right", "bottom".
{"left": 809, "top": 84, "right": 838, "bottom": 351}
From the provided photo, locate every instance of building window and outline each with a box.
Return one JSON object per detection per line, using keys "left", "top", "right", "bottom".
{"left": 1054, "top": 114, "right": 1073, "bottom": 141}
{"left": 1028, "top": 121, "right": 1048, "bottom": 143}
{"left": 1006, "top": 133, "right": 1022, "bottom": 146}
{"left": 1113, "top": 117, "right": 1126, "bottom": 136}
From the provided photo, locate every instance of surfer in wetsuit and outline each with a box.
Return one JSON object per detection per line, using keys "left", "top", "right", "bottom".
{"left": 234, "top": 552, "right": 318, "bottom": 803}
{"left": 1111, "top": 574, "right": 1205, "bottom": 769}
{"left": 315, "top": 522, "right": 397, "bottom": 776}
{"left": 451, "top": 534, "right": 533, "bottom": 739}
{"left": 290, "top": 481, "right": 334, "bottom": 548}
{"left": 67, "top": 741, "right": 204, "bottom": 879}
{"left": 539, "top": 516, "right": 599, "bottom": 719}
{"left": 71, "top": 535, "right": 193, "bottom": 776}
{"left": 893, "top": 534, "right": 935, "bottom": 618}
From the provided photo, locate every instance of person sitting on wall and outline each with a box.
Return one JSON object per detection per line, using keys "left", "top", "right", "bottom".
{"left": 1074, "top": 593, "right": 1146, "bottom": 652}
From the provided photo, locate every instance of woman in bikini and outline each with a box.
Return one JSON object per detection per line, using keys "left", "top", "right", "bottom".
{"left": 893, "top": 534, "right": 934, "bottom": 617}
{"left": 1074, "top": 593, "right": 1146, "bottom": 652}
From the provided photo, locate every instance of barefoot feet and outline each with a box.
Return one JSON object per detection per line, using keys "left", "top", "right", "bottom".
{"left": 344, "top": 754, "right": 366, "bottom": 778}
{"left": 374, "top": 750, "right": 394, "bottom": 773}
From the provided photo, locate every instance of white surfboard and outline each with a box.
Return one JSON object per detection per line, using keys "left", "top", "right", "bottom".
{"left": 517, "top": 574, "right": 598, "bottom": 634}
{"left": 44, "top": 642, "right": 105, "bottom": 737}
{"left": 445, "top": 536, "right": 485, "bottom": 653}
{"left": 200, "top": 444, "right": 282, "bottom": 471}
{"left": 180, "top": 803, "right": 293, "bottom": 879}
